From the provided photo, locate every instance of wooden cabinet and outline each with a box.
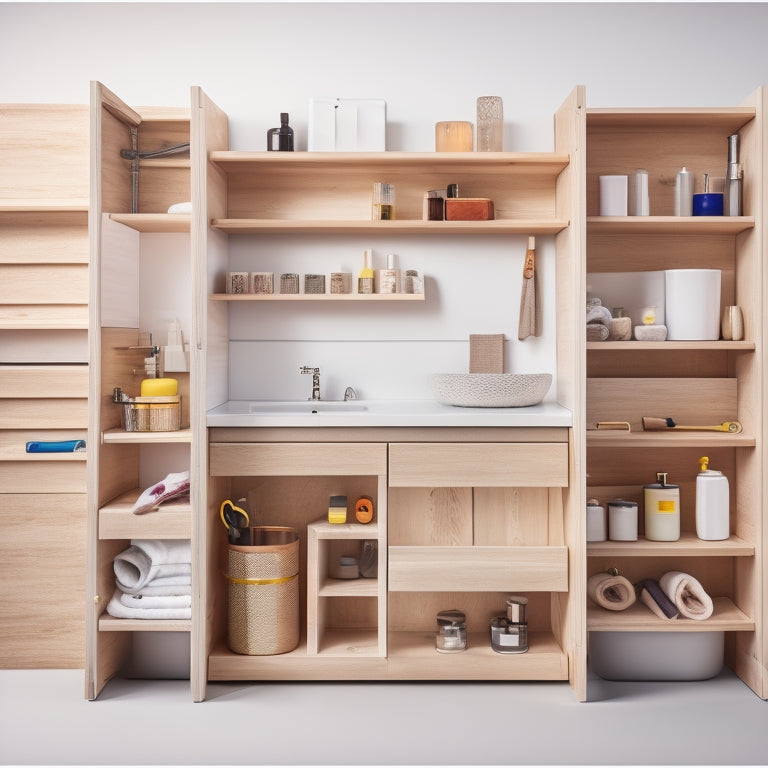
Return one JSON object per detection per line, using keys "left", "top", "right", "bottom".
{"left": 584, "top": 90, "right": 766, "bottom": 698}
{"left": 0, "top": 104, "right": 89, "bottom": 668}
{"left": 86, "top": 83, "right": 194, "bottom": 699}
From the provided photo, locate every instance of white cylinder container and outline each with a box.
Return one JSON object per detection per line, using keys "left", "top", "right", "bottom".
{"left": 608, "top": 500, "right": 638, "bottom": 541}
{"left": 599, "top": 175, "right": 628, "bottom": 216}
{"left": 664, "top": 269, "right": 721, "bottom": 340}
{"left": 586, "top": 500, "right": 607, "bottom": 542}
{"left": 644, "top": 474, "right": 680, "bottom": 542}
{"left": 675, "top": 166, "right": 694, "bottom": 216}
{"left": 696, "top": 457, "right": 730, "bottom": 541}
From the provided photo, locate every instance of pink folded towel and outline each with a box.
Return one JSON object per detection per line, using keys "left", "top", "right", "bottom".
{"left": 132, "top": 471, "right": 190, "bottom": 515}
{"left": 588, "top": 572, "right": 636, "bottom": 611}
{"left": 659, "top": 571, "right": 713, "bottom": 620}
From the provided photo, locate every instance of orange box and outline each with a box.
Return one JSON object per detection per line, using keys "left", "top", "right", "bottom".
{"left": 445, "top": 198, "right": 495, "bottom": 221}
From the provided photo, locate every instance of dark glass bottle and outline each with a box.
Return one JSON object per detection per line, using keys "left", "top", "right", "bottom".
{"left": 267, "top": 113, "right": 294, "bottom": 151}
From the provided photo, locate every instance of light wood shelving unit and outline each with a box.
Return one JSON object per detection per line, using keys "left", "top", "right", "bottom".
{"left": 585, "top": 91, "right": 766, "bottom": 699}
{"left": 86, "top": 83, "right": 194, "bottom": 700}
{"left": 0, "top": 104, "right": 90, "bottom": 669}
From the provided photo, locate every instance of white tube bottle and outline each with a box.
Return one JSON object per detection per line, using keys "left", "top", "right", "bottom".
{"left": 696, "top": 456, "right": 730, "bottom": 540}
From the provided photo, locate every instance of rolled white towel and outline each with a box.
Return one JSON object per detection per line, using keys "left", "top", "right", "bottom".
{"left": 106, "top": 588, "right": 191, "bottom": 620}
{"left": 659, "top": 571, "right": 714, "bottom": 620}
{"left": 119, "top": 592, "right": 191, "bottom": 610}
{"left": 113, "top": 540, "right": 191, "bottom": 592}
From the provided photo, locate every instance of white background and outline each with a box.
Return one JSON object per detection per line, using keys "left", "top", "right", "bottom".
{"left": 3, "top": 2, "right": 768, "bottom": 402}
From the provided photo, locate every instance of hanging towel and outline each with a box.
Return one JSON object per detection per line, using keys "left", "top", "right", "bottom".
{"left": 588, "top": 572, "right": 636, "bottom": 611}
{"left": 132, "top": 471, "right": 190, "bottom": 515}
{"left": 636, "top": 578, "right": 679, "bottom": 620}
{"left": 113, "top": 540, "right": 191, "bottom": 592}
{"left": 106, "top": 588, "right": 191, "bottom": 620}
{"left": 659, "top": 571, "right": 714, "bottom": 620}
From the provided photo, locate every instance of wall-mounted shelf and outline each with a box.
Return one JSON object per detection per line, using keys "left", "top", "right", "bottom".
{"left": 210, "top": 292, "right": 425, "bottom": 302}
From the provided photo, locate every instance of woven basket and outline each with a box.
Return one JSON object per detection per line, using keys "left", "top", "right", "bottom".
{"left": 225, "top": 527, "right": 300, "bottom": 656}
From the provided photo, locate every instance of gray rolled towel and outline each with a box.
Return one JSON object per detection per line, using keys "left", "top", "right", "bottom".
{"left": 586, "top": 303, "right": 613, "bottom": 326}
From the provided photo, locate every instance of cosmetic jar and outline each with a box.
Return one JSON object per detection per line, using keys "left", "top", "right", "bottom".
{"left": 608, "top": 499, "right": 638, "bottom": 541}
{"left": 435, "top": 609, "right": 467, "bottom": 653}
{"left": 490, "top": 596, "right": 529, "bottom": 654}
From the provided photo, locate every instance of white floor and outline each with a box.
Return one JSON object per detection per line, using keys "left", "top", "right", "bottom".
{"left": 1, "top": 669, "right": 767, "bottom": 766}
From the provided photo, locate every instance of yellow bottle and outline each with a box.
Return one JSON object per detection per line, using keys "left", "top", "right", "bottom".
{"left": 358, "top": 250, "right": 374, "bottom": 294}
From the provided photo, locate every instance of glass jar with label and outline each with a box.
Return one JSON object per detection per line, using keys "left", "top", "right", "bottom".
{"left": 435, "top": 609, "right": 467, "bottom": 653}
{"left": 490, "top": 596, "right": 529, "bottom": 654}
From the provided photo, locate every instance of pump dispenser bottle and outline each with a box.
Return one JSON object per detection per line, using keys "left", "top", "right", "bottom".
{"left": 696, "top": 456, "right": 730, "bottom": 540}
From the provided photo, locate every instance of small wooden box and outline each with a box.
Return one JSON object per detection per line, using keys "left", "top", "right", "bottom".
{"left": 445, "top": 198, "right": 494, "bottom": 221}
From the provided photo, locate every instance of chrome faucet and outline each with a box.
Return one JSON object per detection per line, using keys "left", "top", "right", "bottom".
{"left": 300, "top": 366, "right": 321, "bottom": 400}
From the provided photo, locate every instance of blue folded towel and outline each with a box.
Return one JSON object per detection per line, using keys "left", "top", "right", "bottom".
{"left": 26, "top": 440, "right": 86, "bottom": 453}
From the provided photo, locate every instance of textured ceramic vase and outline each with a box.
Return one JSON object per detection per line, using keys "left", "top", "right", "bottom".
{"left": 476, "top": 96, "right": 503, "bottom": 152}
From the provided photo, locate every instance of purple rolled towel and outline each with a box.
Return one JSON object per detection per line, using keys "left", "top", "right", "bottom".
{"left": 636, "top": 578, "right": 679, "bottom": 620}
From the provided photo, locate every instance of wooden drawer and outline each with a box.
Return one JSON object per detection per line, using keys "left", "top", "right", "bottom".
{"left": 0, "top": 399, "right": 88, "bottom": 429}
{"left": 388, "top": 545, "right": 568, "bottom": 592}
{"left": 0, "top": 461, "right": 86, "bottom": 493}
{"left": 209, "top": 442, "right": 387, "bottom": 477}
{"left": 388, "top": 443, "right": 568, "bottom": 487}
{"left": 0, "top": 365, "right": 88, "bottom": 398}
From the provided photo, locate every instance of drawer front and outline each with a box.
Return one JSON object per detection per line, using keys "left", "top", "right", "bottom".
{"left": 388, "top": 545, "right": 568, "bottom": 592}
{"left": 389, "top": 443, "right": 568, "bottom": 487}
{"left": 210, "top": 442, "right": 387, "bottom": 477}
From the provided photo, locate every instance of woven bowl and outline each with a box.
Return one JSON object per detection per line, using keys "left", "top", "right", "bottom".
{"left": 431, "top": 373, "right": 552, "bottom": 408}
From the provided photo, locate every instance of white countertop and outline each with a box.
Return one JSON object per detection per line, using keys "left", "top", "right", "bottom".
{"left": 206, "top": 399, "right": 572, "bottom": 428}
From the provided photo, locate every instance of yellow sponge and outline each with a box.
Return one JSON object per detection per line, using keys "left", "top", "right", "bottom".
{"left": 140, "top": 377, "right": 178, "bottom": 397}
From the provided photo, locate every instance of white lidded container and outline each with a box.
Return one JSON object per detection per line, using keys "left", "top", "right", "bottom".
{"left": 696, "top": 456, "right": 730, "bottom": 540}
{"left": 644, "top": 472, "right": 680, "bottom": 542}
{"left": 586, "top": 499, "right": 607, "bottom": 542}
{"left": 608, "top": 499, "right": 638, "bottom": 541}
{"left": 664, "top": 269, "right": 721, "bottom": 340}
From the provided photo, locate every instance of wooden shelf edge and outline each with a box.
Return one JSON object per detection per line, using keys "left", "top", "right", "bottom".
{"left": 587, "top": 431, "right": 755, "bottom": 448}
{"left": 211, "top": 218, "right": 568, "bottom": 235}
{"left": 318, "top": 578, "right": 379, "bottom": 597}
{"left": 588, "top": 597, "right": 754, "bottom": 632}
{"left": 98, "top": 488, "right": 192, "bottom": 540}
{"left": 210, "top": 292, "right": 425, "bottom": 302}
{"left": 98, "top": 614, "right": 191, "bottom": 632}
{"left": 0, "top": 201, "right": 89, "bottom": 213}
{"left": 109, "top": 213, "right": 191, "bottom": 233}
{"left": 587, "top": 340, "right": 755, "bottom": 351}
{"left": 586, "top": 215, "right": 754, "bottom": 235}
{"left": 309, "top": 520, "right": 380, "bottom": 539}
{"left": 586, "top": 106, "right": 755, "bottom": 129}
{"left": 102, "top": 427, "right": 192, "bottom": 444}
{"left": 587, "top": 533, "right": 755, "bottom": 557}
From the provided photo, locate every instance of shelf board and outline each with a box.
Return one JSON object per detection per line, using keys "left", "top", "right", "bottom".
{"left": 210, "top": 218, "right": 569, "bottom": 235}
{"left": 587, "top": 533, "right": 754, "bottom": 558}
{"left": 319, "top": 578, "right": 379, "bottom": 597}
{"left": 98, "top": 614, "right": 191, "bottom": 632}
{"left": 0, "top": 200, "right": 89, "bottom": 213}
{"left": 586, "top": 431, "right": 755, "bottom": 448}
{"left": 586, "top": 216, "right": 754, "bottom": 235}
{"left": 587, "top": 340, "right": 755, "bottom": 351}
{"left": 98, "top": 489, "right": 191, "bottom": 540}
{"left": 586, "top": 107, "right": 756, "bottom": 131}
{"left": 309, "top": 520, "right": 380, "bottom": 539}
{"left": 386, "top": 631, "right": 568, "bottom": 680}
{"left": 210, "top": 292, "right": 424, "bottom": 302}
{"left": 109, "top": 213, "right": 191, "bottom": 233}
{"left": 211, "top": 150, "right": 569, "bottom": 175}
{"left": 102, "top": 427, "right": 192, "bottom": 444}
{"left": 588, "top": 597, "right": 754, "bottom": 632}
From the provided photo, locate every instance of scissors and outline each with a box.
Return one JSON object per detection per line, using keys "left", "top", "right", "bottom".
{"left": 219, "top": 499, "right": 250, "bottom": 543}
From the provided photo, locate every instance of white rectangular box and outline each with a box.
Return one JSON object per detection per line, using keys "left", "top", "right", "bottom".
{"left": 308, "top": 98, "right": 386, "bottom": 151}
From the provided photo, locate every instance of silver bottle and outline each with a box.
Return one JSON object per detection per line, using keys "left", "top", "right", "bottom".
{"left": 723, "top": 133, "right": 743, "bottom": 216}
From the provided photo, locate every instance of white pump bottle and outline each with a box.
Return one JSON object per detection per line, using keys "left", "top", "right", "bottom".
{"left": 696, "top": 456, "right": 730, "bottom": 541}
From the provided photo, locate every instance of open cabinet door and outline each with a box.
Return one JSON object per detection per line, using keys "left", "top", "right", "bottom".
{"left": 553, "top": 85, "right": 587, "bottom": 702}
{"left": 86, "top": 81, "right": 143, "bottom": 699}
{"left": 190, "top": 86, "right": 229, "bottom": 702}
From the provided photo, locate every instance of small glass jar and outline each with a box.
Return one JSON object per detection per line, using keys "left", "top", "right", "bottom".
{"left": 490, "top": 596, "right": 529, "bottom": 654}
{"left": 435, "top": 609, "right": 467, "bottom": 653}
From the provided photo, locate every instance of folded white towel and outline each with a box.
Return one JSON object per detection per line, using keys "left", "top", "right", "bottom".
{"left": 113, "top": 540, "right": 191, "bottom": 592}
{"left": 132, "top": 471, "right": 190, "bottom": 515}
{"left": 106, "top": 588, "right": 191, "bottom": 620}
{"left": 130, "top": 581, "right": 192, "bottom": 598}
{"left": 119, "top": 592, "right": 191, "bottom": 610}
{"left": 659, "top": 571, "right": 714, "bottom": 620}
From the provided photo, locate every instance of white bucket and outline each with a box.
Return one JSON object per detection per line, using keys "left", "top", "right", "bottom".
{"left": 664, "top": 269, "right": 721, "bottom": 340}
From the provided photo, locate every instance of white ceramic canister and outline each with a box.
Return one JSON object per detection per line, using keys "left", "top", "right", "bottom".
{"left": 586, "top": 499, "right": 607, "bottom": 542}
{"left": 664, "top": 269, "right": 721, "bottom": 340}
{"left": 608, "top": 499, "right": 638, "bottom": 541}
{"left": 644, "top": 472, "right": 680, "bottom": 542}
{"left": 696, "top": 456, "right": 730, "bottom": 541}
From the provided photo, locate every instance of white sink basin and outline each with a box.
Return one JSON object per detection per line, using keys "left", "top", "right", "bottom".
{"left": 248, "top": 401, "right": 368, "bottom": 414}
